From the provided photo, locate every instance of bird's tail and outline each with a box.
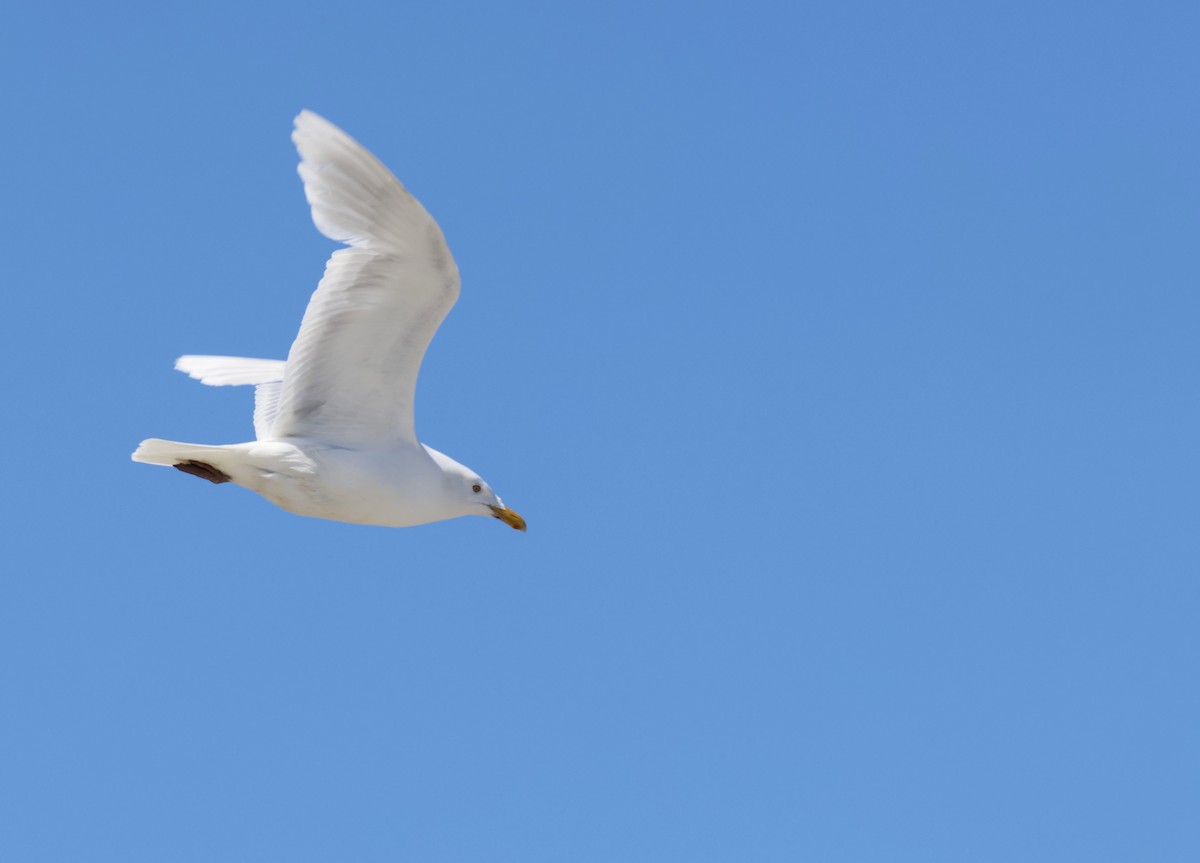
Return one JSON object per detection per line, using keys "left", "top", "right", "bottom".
{"left": 131, "top": 438, "right": 231, "bottom": 466}
{"left": 132, "top": 439, "right": 246, "bottom": 484}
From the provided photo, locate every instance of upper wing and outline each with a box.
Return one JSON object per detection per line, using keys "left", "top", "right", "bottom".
{"left": 271, "top": 110, "right": 461, "bottom": 445}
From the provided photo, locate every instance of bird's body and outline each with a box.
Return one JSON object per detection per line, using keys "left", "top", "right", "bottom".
{"left": 132, "top": 111, "right": 525, "bottom": 531}
{"left": 137, "top": 436, "right": 475, "bottom": 528}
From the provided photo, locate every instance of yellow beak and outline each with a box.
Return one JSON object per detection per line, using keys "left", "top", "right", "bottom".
{"left": 487, "top": 504, "right": 527, "bottom": 532}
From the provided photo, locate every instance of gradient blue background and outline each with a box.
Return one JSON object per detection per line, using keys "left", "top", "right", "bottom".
{"left": 2, "top": 1, "right": 1198, "bottom": 860}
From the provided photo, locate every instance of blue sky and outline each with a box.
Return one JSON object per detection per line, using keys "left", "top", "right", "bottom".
{"left": 2, "top": 1, "right": 1198, "bottom": 860}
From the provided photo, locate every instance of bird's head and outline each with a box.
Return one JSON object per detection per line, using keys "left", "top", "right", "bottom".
{"left": 426, "top": 447, "right": 526, "bottom": 531}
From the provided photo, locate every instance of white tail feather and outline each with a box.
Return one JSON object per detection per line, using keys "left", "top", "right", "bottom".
{"left": 131, "top": 438, "right": 233, "bottom": 466}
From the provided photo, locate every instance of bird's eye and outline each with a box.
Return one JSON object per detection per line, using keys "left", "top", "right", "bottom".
{"left": 472, "top": 483, "right": 482, "bottom": 493}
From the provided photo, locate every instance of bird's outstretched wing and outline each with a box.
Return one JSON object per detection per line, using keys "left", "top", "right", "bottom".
{"left": 175, "top": 354, "right": 285, "bottom": 440}
{"left": 271, "top": 110, "right": 461, "bottom": 445}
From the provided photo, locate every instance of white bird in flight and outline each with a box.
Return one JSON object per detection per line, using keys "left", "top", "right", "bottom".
{"left": 132, "top": 110, "right": 526, "bottom": 531}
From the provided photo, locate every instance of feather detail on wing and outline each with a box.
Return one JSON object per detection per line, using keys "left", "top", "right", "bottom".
{"left": 175, "top": 354, "right": 286, "bottom": 440}
{"left": 271, "top": 111, "right": 460, "bottom": 445}
{"left": 176, "top": 355, "right": 285, "bottom": 386}
{"left": 253, "top": 382, "right": 283, "bottom": 440}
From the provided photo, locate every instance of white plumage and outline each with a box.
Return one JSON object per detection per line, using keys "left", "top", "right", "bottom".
{"left": 132, "top": 111, "right": 525, "bottom": 531}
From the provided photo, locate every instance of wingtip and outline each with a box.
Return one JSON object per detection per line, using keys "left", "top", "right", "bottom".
{"left": 292, "top": 109, "right": 318, "bottom": 145}
{"left": 293, "top": 109, "right": 336, "bottom": 136}
{"left": 174, "top": 354, "right": 210, "bottom": 382}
